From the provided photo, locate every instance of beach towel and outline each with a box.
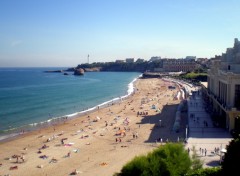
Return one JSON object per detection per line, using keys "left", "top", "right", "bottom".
{"left": 64, "top": 143, "right": 73, "bottom": 147}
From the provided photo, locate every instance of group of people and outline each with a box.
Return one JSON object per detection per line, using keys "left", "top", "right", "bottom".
{"left": 137, "top": 111, "right": 148, "bottom": 116}
{"left": 15, "top": 155, "right": 25, "bottom": 163}
{"left": 155, "top": 137, "right": 164, "bottom": 143}
{"left": 203, "top": 120, "right": 208, "bottom": 127}
{"left": 132, "top": 132, "right": 139, "bottom": 139}
{"left": 199, "top": 147, "right": 208, "bottom": 156}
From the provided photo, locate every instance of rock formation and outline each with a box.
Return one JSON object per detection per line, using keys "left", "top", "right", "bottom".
{"left": 74, "top": 68, "right": 84, "bottom": 75}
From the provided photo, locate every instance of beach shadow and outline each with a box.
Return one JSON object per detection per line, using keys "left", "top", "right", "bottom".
{"left": 205, "top": 160, "right": 220, "bottom": 167}
{"left": 137, "top": 103, "right": 187, "bottom": 143}
{"left": 188, "top": 127, "right": 232, "bottom": 139}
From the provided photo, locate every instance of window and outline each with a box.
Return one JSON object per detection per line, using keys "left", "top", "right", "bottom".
{"left": 235, "top": 85, "right": 240, "bottom": 109}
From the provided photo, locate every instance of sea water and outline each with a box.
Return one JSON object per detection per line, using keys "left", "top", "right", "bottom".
{"left": 0, "top": 68, "right": 140, "bottom": 140}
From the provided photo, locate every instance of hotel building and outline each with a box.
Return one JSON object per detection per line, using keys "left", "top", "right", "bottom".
{"left": 206, "top": 38, "right": 240, "bottom": 134}
{"left": 163, "top": 58, "right": 196, "bottom": 72}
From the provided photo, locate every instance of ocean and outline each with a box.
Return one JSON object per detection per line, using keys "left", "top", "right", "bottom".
{"left": 0, "top": 68, "right": 140, "bottom": 140}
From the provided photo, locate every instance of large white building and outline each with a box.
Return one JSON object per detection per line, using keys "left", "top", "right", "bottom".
{"left": 162, "top": 58, "right": 196, "bottom": 72}
{"left": 206, "top": 38, "right": 240, "bottom": 133}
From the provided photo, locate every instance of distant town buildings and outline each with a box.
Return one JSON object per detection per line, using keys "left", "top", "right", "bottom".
{"left": 196, "top": 58, "right": 208, "bottom": 63}
{"left": 115, "top": 60, "right": 125, "bottom": 63}
{"left": 135, "top": 58, "right": 145, "bottom": 63}
{"left": 162, "top": 58, "right": 196, "bottom": 72}
{"left": 115, "top": 58, "right": 135, "bottom": 63}
{"left": 125, "top": 58, "right": 134, "bottom": 63}
{"left": 206, "top": 38, "right": 240, "bottom": 132}
{"left": 113, "top": 56, "right": 197, "bottom": 73}
{"left": 149, "top": 56, "right": 161, "bottom": 62}
{"left": 185, "top": 56, "right": 196, "bottom": 60}
{"left": 196, "top": 58, "right": 211, "bottom": 68}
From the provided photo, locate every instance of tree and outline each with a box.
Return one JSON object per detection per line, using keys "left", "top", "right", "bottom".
{"left": 221, "top": 136, "right": 240, "bottom": 176}
{"left": 191, "top": 146, "right": 203, "bottom": 170}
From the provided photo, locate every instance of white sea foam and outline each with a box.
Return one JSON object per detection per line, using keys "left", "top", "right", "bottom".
{"left": 66, "top": 113, "right": 78, "bottom": 118}
{"left": 0, "top": 132, "right": 20, "bottom": 141}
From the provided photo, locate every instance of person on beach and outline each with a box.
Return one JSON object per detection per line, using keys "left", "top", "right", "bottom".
{"left": 20, "top": 155, "right": 25, "bottom": 162}
{"left": 42, "top": 144, "right": 48, "bottom": 149}
{"left": 16, "top": 155, "right": 19, "bottom": 163}
{"left": 71, "top": 169, "right": 79, "bottom": 175}
{"left": 67, "top": 152, "right": 71, "bottom": 157}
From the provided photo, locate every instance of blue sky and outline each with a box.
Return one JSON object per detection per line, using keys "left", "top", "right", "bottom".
{"left": 0, "top": 0, "right": 240, "bottom": 67}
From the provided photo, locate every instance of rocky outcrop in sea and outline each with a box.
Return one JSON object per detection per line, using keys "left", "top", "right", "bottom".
{"left": 74, "top": 68, "right": 84, "bottom": 75}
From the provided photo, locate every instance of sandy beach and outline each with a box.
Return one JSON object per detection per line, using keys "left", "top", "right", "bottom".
{"left": 0, "top": 78, "right": 186, "bottom": 176}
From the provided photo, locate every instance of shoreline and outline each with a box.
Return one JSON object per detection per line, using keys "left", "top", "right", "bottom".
{"left": 0, "top": 76, "right": 140, "bottom": 142}
{"left": 0, "top": 77, "right": 185, "bottom": 176}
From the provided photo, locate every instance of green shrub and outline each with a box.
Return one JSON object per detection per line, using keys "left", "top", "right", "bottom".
{"left": 118, "top": 143, "right": 192, "bottom": 176}
{"left": 180, "top": 72, "right": 207, "bottom": 82}
{"left": 120, "top": 155, "right": 149, "bottom": 176}
{"left": 186, "top": 167, "right": 221, "bottom": 176}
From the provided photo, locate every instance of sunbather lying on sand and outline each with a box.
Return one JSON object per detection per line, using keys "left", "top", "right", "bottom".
{"left": 41, "top": 144, "right": 49, "bottom": 149}
{"left": 100, "top": 162, "right": 107, "bottom": 166}
{"left": 10, "top": 165, "right": 18, "bottom": 170}
{"left": 39, "top": 155, "right": 48, "bottom": 159}
{"left": 49, "top": 157, "right": 58, "bottom": 163}
{"left": 70, "top": 169, "right": 80, "bottom": 175}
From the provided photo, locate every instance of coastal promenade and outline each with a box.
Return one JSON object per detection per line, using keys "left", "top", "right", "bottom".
{"left": 185, "top": 86, "right": 232, "bottom": 168}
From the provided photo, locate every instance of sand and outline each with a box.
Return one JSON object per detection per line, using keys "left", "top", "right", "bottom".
{"left": 0, "top": 78, "right": 186, "bottom": 176}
